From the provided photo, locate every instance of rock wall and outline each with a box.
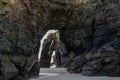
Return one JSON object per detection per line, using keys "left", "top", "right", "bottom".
{"left": 65, "top": 0, "right": 120, "bottom": 76}
{"left": 0, "top": 0, "right": 120, "bottom": 78}
{"left": 0, "top": 0, "right": 41, "bottom": 80}
{"left": 0, "top": 53, "right": 40, "bottom": 80}
{"left": 37, "top": 0, "right": 120, "bottom": 76}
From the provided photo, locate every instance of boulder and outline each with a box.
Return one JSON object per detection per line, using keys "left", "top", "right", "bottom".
{"left": 0, "top": 53, "right": 40, "bottom": 80}
{"left": 67, "top": 55, "right": 86, "bottom": 73}
{"left": 0, "top": 55, "right": 19, "bottom": 80}
{"left": 25, "top": 54, "right": 40, "bottom": 77}
{"left": 67, "top": 41, "right": 120, "bottom": 76}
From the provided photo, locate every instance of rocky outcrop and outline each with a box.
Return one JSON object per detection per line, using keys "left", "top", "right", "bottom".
{"left": 0, "top": 0, "right": 120, "bottom": 78}
{"left": 0, "top": 53, "right": 40, "bottom": 80}
{"left": 1, "top": 55, "right": 19, "bottom": 80}
{"left": 67, "top": 45, "right": 120, "bottom": 76}
{"left": 0, "top": 0, "right": 41, "bottom": 79}
{"left": 64, "top": 0, "right": 120, "bottom": 76}
{"left": 82, "top": 50, "right": 120, "bottom": 76}
{"left": 66, "top": 0, "right": 120, "bottom": 76}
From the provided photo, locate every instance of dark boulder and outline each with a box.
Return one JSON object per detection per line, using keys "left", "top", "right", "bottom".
{"left": 67, "top": 54, "right": 86, "bottom": 73}
{"left": 0, "top": 55, "right": 19, "bottom": 80}
{"left": 0, "top": 53, "right": 40, "bottom": 80}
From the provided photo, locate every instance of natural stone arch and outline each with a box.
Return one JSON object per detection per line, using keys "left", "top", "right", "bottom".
{"left": 38, "top": 29, "right": 67, "bottom": 67}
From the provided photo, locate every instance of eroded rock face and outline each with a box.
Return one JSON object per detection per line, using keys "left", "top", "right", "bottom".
{"left": 67, "top": 44, "right": 120, "bottom": 76}
{"left": 0, "top": 0, "right": 120, "bottom": 77}
{"left": 1, "top": 55, "right": 19, "bottom": 80}
{"left": 0, "top": 1, "right": 41, "bottom": 79}
{"left": 65, "top": 0, "right": 120, "bottom": 77}
{"left": 82, "top": 49, "right": 120, "bottom": 76}
{"left": 67, "top": 33, "right": 120, "bottom": 76}
{"left": 0, "top": 53, "right": 40, "bottom": 80}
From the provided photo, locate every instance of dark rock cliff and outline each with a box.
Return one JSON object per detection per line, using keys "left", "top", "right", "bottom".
{"left": 0, "top": 0, "right": 120, "bottom": 79}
